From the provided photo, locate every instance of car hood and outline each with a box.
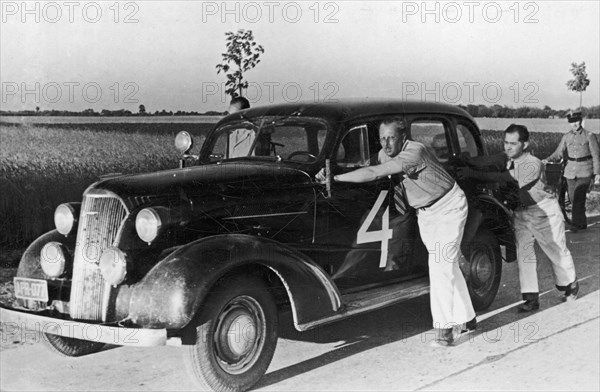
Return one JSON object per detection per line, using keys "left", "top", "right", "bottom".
{"left": 88, "top": 162, "right": 313, "bottom": 209}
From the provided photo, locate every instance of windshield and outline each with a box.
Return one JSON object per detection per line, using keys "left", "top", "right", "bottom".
{"left": 205, "top": 117, "right": 328, "bottom": 163}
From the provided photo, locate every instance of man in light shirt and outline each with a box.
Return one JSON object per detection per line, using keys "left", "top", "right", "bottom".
{"left": 227, "top": 96, "right": 250, "bottom": 114}
{"left": 319, "top": 118, "right": 476, "bottom": 347}
{"left": 459, "top": 124, "right": 579, "bottom": 312}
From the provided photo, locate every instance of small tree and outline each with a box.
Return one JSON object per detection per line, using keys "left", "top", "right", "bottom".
{"left": 139, "top": 104, "right": 146, "bottom": 115}
{"left": 215, "top": 29, "right": 265, "bottom": 99}
{"left": 566, "top": 61, "right": 590, "bottom": 110}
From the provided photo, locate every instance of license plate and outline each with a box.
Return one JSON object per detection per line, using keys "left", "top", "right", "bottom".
{"left": 14, "top": 277, "right": 49, "bottom": 302}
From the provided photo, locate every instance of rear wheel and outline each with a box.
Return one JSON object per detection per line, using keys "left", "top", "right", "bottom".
{"left": 185, "top": 276, "right": 278, "bottom": 392}
{"left": 42, "top": 334, "right": 104, "bottom": 357}
{"left": 461, "top": 230, "right": 502, "bottom": 311}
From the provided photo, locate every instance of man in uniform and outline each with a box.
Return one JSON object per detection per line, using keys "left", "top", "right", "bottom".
{"left": 459, "top": 124, "right": 579, "bottom": 312}
{"left": 543, "top": 110, "right": 600, "bottom": 231}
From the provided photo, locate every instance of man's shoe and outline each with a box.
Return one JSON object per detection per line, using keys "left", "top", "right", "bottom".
{"left": 518, "top": 293, "right": 540, "bottom": 312}
{"left": 461, "top": 317, "right": 477, "bottom": 333}
{"left": 518, "top": 299, "right": 540, "bottom": 312}
{"left": 565, "top": 223, "right": 579, "bottom": 232}
{"left": 564, "top": 280, "right": 579, "bottom": 302}
{"left": 430, "top": 328, "right": 454, "bottom": 347}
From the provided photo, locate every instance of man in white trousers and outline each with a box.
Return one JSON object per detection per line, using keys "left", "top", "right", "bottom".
{"left": 319, "top": 118, "right": 476, "bottom": 347}
{"left": 459, "top": 124, "right": 579, "bottom": 311}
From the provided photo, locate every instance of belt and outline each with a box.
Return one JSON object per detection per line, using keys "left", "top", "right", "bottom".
{"left": 568, "top": 155, "right": 592, "bottom": 162}
{"left": 419, "top": 190, "right": 450, "bottom": 210}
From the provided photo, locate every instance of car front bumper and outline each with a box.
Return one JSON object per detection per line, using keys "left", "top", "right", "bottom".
{"left": 0, "top": 305, "right": 167, "bottom": 347}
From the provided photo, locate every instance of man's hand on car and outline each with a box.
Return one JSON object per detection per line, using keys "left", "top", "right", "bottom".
{"left": 456, "top": 167, "right": 475, "bottom": 179}
{"left": 315, "top": 167, "right": 327, "bottom": 184}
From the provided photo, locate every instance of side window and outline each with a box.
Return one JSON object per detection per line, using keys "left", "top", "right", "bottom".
{"left": 229, "top": 128, "right": 256, "bottom": 157}
{"left": 410, "top": 121, "right": 450, "bottom": 163}
{"left": 337, "top": 125, "right": 370, "bottom": 167}
{"left": 211, "top": 127, "right": 256, "bottom": 159}
{"left": 457, "top": 123, "right": 480, "bottom": 158}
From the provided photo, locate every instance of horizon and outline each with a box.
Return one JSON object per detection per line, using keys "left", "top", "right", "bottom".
{"left": 1, "top": 1, "right": 599, "bottom": 113}
{"left": 2, "top": 101, "right": 599, "bottom": 116}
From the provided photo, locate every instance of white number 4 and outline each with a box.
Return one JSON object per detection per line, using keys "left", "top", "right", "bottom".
{"left": 357, "top": 191, "right": 393, "bottom": 268}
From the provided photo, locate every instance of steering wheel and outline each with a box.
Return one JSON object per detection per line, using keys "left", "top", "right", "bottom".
{"left": 287, "top": 151, "right": 317, "bottom": 161}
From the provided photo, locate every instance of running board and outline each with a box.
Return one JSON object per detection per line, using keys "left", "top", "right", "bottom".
{"left": 296, "top": 277, "right": 430, "bottom": 331}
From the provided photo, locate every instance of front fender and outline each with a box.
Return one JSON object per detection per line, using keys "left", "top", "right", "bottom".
{"left": 125, "top": 234, "right": 342, "bottom": 330}
{"left": 17, "top": 230, "right": 76, "bottom": 279}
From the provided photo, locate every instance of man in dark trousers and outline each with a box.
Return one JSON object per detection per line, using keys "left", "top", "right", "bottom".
{"left": 459, "top": 124, "right": 579, "bottom": 312}
{"left": 543, "top": 110, "right": 600, "bottom": 231}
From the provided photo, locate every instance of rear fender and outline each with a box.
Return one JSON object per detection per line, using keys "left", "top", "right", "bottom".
{"left": 466, "top": 195, "right": 516, "bottom": 262}
{"left": 125, "top": 234, "right": 342, "bottom": 330}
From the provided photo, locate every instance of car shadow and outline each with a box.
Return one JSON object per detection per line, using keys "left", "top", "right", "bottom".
{"left": 256, "top": 217, "right": 599, "bottom": 389}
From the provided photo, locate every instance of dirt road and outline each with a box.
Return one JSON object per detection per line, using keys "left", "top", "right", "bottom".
{"left": 1, "top": 218, "right": 599, "bottom": 391}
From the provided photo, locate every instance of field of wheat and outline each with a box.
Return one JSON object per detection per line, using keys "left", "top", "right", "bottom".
{"left": 0, "top": 122, "right": 569, "bottom": 265}
{"left": 0, "top": 123, "right": 213, "bottom": 263}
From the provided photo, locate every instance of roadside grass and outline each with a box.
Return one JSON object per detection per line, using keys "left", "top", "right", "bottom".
{"left": 481, "top": 129, "right": 563, "bottom": 156}
{"left": 0, "top": 124, "right": 212, "bottom": 264}
{"left": 0, "top": 124, "right": 592, "bottom": 266}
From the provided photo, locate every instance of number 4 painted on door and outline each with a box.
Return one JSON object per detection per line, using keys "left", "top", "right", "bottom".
{"left": 356, "top": 190, "right": 393, "bottom": 268}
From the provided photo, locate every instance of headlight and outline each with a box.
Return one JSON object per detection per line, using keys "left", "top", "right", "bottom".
{"left": 41, "top": 242, "right": 68, "bottom": 278}
{"left": 135, "top": 208, "right": 162, "bottom": 244}
{"left": 54, "top": 203, "right": 79, "bottom": 236}
{"left": 99, "top": 248, "right": 127, "bottom": 286}
{"left": 175, "top": 131, "right": 193, "bottom": 154}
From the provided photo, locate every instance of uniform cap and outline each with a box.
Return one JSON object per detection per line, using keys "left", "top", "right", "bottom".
{"left": 567, "top": 110, "right": 583, "bottom": 123}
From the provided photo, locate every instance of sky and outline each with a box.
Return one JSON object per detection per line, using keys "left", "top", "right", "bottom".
{"left": 1, "top": 0, "right": 599, "bottom": 113}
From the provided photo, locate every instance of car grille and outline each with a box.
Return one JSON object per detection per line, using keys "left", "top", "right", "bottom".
{"left": 69, "top": 192, "right": 128, "bottom": 321}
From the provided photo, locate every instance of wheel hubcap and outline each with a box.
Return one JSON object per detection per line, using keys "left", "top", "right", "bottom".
{"left": 214, "top": 296, "right": 265, "bottom": 374}
{"left": 471, "top": 249, "right": 493, "bottom": 290}
{"left": 226, "top": 312, "right": 257, "bottom": 357}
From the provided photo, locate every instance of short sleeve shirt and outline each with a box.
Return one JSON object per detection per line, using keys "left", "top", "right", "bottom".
{"left": 384, "top": 141, "right": 455, "bottom": 208}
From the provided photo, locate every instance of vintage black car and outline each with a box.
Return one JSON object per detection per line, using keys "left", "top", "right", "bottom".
{"left": 1, "top": 100, "right": 515, "bottom": 392}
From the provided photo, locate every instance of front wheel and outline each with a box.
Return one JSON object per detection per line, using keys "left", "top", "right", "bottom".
{"left": 461, "top": 230, "right": 502, "bottom": 311}
{"left": 185, "top": 276, "right": 278, "bottom": 392}
{"left": 42, "top": 334, "right": 104, "bottom": 357}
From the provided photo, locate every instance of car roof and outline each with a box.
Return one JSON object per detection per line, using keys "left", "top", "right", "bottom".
{"left": 219, "top": 98, "right": 475, "bottom": 126}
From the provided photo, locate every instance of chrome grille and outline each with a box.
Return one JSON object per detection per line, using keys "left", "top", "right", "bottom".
{"left": 69, "top": 192, "right": 127, "bottom": 320}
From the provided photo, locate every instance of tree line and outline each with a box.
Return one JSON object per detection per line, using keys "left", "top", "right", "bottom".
{"left": 458, "top": 104, "right": 600, "bottom": 119}
{"left": 3, "top": 104, "right": 598, "bottom": 119}
{"left": 0, "top": 108, "right": 225, "bottom": 117}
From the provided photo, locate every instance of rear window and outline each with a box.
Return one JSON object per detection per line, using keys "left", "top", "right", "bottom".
{"left": 410, "top": 121, "right": 450, "bottom": 162}
{"left": 457, "top": 123, "right": 481, "bottom": 158}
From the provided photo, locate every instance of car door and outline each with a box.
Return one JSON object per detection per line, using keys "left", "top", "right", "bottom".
{"left": 313, "top": 118, "right": 427, "bottom": 291}
{"left": 407, "top": 115, "right": 456, "bottom": 169}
